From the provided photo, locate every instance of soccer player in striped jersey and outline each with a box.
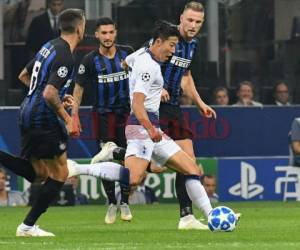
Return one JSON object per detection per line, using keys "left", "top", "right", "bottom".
{"left": 72, "top": 17, "right": 133, "bottom": 224}
{"left": 15, "top": 9, "right": 86, "bottom": 237}
{"left": 160, "top": 1, "right": 216, "bottom": 230}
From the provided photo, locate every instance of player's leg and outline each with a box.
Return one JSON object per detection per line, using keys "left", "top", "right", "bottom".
{"left": 175, "top": 139, "right": 195, "bottom": 216}
{"left": 0, "top": 150, "right": 37, "bottom": 182}
{"left": 115, "top": 113, "right": 132, "bottom": 220}
{"left": 95, "top": 113, "right": 118, "bottom": 207}
{"left": 17, "top": 154, "right": 68, "bottom": 237}
{"left": 165, "top": 150, "right": 212, "bottom": 218}
{"left": 16, "top": 128, "right": 68, "bottom": 237}
{"left": 67, "top": 160, "right": 129, "bottom": 186}
{"left": 175, "top": 139, "right": 205, "bottom": 229}
{"left": 0, "top": 126, "right": 53, "bottom": 183}
{"left": 160, "top": 104, "right": 203, "bottom": 229}
{"left": 125, "top": 156, "right": 150, "bottom": 186}
{"left": 153, "top": 138, "right": 211, "bottom": 228}
{"left": 125, "top": 136, "right": 155, "bottom": 186}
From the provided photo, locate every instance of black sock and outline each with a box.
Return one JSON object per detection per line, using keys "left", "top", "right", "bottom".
{"left": 0, "top": 151, "right": 36, "bottom": 182}
{"left": 175, "top": 172, "right": 193, "bottom": 218}
{"left": 119, "top": 168, "right": 130, "bottom": 204}
{"left": 102, "top": 180, "right": 117, "bottom": 205}
{"left": 24, "top": 177, "right": 64, "bottom": 226}
{"left": 112, "top": 147, "right": 126, "bottom": 161}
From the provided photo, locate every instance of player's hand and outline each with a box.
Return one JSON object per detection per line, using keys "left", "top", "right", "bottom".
{"left": 200, "top": 104, "right": 217, "bottom": 119}
{"left": 62, "top": 94, "right": 74, "bottom": 109}
{"left": 68, "top": 113, "right": 81, "bottom": 138}
{"left": 161, "top": 88, "right": 170, "bottom": 102}
{"left": 141, "top": 119, "right": 162, "bottom": 142}
{"left": 147, "top": 126, "right": 162, "bottom": 142}
{"left": 121, "top": 60, "right": 129, "bottom": 72}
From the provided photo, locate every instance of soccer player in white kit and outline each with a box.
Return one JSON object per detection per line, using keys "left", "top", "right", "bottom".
{"left": 125, "top": 21, "right": 213, "bottom": 222}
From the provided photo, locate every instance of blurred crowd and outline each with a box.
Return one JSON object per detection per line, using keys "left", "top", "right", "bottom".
{"left": 181, "top": 80, "right": 292, "bottom": 107}
{"left": 2, "top": 0, "right": 297, "bottom": 107}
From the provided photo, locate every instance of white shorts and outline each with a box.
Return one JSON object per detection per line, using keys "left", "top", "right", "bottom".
{"left": 125, "top": 125, "right": 181, "bottom": 166}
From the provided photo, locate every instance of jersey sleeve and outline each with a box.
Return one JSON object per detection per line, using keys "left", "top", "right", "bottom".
{"left": 25, "top": 58, "right": 35, "bottom": 75}
{"left": 125, "top": 48, "right": 146, "bottom": 68}
{"left": 132, "top": 60, "right": 155, "bottom": 97}
{"left": 47, "top": 50, "right": 73, "bottom": 89}
{"left": 75, "top": 53, "right": 93, "bottom": 87}
{"left": 188, "top": 39, "right": 199, "bottom": 71}
{"left": 291, "top": 119, "right": 300, "bottom": 141}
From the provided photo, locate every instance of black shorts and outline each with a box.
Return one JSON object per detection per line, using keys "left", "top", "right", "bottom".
{"left": 20, "top": 126, "right": 68, "bottom": 159}
{"left": 92, "top": 111, "right": 129, "bottom": 148}
{"left": 159, "top": 103, "right": 193, "bottom": 140}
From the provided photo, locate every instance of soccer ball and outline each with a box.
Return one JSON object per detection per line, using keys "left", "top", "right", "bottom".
{"left": 208, "top": 206, "right": 237, "bottom": 232}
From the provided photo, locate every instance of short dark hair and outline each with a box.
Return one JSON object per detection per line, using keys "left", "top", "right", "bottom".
{"left": 96, "top": 17, "right": 116, "bottom": 29}
{"left": 58, "top": 8, "right": 85, "bottom": 34}
{"left": 200, "top": 174, "right": 215, "bottom": 184}
{"left": 237, "top": 80, "right": 254, "bottom": 92}
{"left": 152, "top": 20, "right": 180, "bottom": 43}
{"left": 48, "top": 0, "right": 64, "bottom": 5}
{"left": 183, "top": 1, "right": 205, "bottom": 13}
{"left": 273, "top": 80, "right": 289, "bottom": 93}
{"left": 213, "top": 86, "right": 228, "bottom": 97}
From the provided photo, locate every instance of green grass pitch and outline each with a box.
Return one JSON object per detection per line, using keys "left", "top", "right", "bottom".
{"left": 1, "top": 202, "right": 300, "bottom": 250}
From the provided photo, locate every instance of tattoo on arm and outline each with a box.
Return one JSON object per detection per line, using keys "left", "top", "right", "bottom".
{"left": 72, "top": 84, "right": 84, "bottom": 115}
{"left": 43, "top": 85, "right": 69, "bottom": 122}
{"left": 73, "top": 84, "right": 84, "bottom": 106}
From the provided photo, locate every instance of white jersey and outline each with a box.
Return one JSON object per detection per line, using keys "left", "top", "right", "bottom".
{"left": 126, "top": 49, "right": 163, "bottom": 113}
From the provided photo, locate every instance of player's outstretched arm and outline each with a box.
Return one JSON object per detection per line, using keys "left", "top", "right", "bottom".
{"left": 181, "top": 70, "right": 216, "bottom": 119}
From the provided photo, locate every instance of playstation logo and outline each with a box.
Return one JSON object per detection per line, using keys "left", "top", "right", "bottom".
{"left": 229, "top": 161, "right": 264, "bottom": 199}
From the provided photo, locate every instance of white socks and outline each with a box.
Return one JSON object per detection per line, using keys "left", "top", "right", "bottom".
{"left": 74, "top": 162, "right": 121, "bottom": 180}
{"left": 185, "top": 177, "right": 213, "bottom": 217}
{"left": 67, "top": 160, "right": 128, "bottom": 183}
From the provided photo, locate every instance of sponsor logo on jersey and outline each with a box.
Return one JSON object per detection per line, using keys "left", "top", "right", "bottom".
{"left": 97, "top": 71, "right": 129, "bottom": 83}
{"left": 170, "top": 56, "right": 191, "bottom": 68}
{"left": 39, "top": 47, "right": 51, "bottom": 58}
{"left": 63, "top": 79, "right": 72, "bottom": 88}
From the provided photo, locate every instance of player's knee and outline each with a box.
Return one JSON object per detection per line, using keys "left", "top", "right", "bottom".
{"left": 186, "top": 163, "right": 201, "bottom": 176}
{"left": 49, "top": 163, "right": 69, "bottom": 181}
{"left": 130, "top": 175, "right": 142, "bottom": 186}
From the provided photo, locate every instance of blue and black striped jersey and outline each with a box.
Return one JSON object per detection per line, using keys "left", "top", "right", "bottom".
{"left": 75, "top": 45, "right": 134, "bottom": 113}
{"left": 161, "top": 37, "right": 198, "bottom": 106}
{"left": 19, "top": 37, "right": 75, "bottom": 129}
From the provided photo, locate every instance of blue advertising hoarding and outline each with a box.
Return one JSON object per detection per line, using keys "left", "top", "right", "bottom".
{"left": 217, "top": 157, "right": 299, "bottom": 201}
{"left": 1, "top": 106, "right": 300, "bottom": 158}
